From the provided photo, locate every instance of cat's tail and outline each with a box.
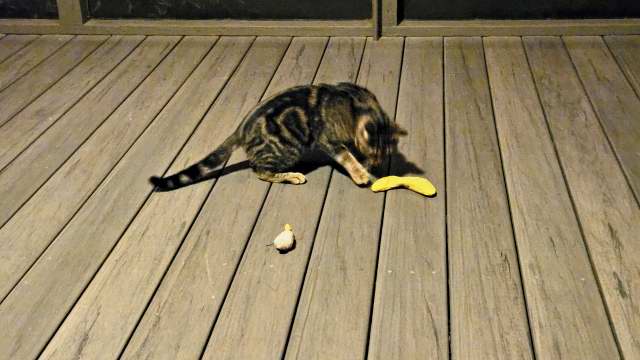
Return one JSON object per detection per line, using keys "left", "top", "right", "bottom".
{"left": 149, "top": 132, "right": 241, "bottom": 192}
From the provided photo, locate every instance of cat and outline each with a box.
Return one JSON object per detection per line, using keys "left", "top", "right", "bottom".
{"left": 149, "top": 82, "right": 406, "bottom": 191}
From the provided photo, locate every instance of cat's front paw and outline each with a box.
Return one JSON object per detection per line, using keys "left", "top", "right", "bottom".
{"left": 352, "top": 170, "right": 372, "bottom": 186}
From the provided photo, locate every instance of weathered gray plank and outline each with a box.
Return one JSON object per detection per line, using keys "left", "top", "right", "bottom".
{"left": 199, "top": 37, "right": 364, "bottom": 360}
{"left": 120, "top": 36, "right": 293, "bottom": 360}
{"left": 444, "top": 37, "right": 533, "bottom": 360}
{"left": 0, "top": 36, "right": 217, "bottom": 360}
{"left": 485, "top": 36, "right": 619, "bottom": 359}
{"left": 0, "top": 34, "right": 38, "bottom": 63}
{"left": 0, "top": 34, "right": 73, "bottom": 91}
{"left": 0, "top": 35, "right": 144, "bottom": 171}
{"left": 564, "top": 36, "right": 640, "bottom": 204}
{"left": 367, "top": 37, "right": 448, "bottom": 360}
{"left": 0, "top": 36, "right": 174, "bottom": 227}
{"left": 0, "top": 35, "right": 108, "bottom": 126}
{"left": 0, "top": 36, "right": 191, "bottom": 300}
{"left": 528, "top": 35, "right": 640, "bottom": 359}
{"left": 605, "top": 35, "right": 640, "bottom": 97}
{"left": 376, "top": 38, "right": 446, "bottom": 359}
{"left": 284, "top": 37, "right": 403, "bottom": 360}
{"left": 38, "top": 36, "right": 253, "bottom": 360}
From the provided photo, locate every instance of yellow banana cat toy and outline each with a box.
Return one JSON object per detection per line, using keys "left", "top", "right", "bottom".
{"left": 371, "top": 176, "right": 436, "bottom": 197}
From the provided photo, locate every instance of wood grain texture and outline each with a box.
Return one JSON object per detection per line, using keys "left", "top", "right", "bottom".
{"left": 0, "top": 35, "right": 107, "bottom": 126}
{"left": 120, "top": 37, "right": 293, "bottom": 360}
{"left": 0, "top": 36, "right": 217, "bottom": 360}
{"left": 444, "top": 37, "right": 533, "bottom": 360}
{"left": 39, "top": 36, "right": 253, "bottom": 360}
{"left": 366, "top": 37, "right": 446, "bottom": 360}
{"left": 284, "top": 37, "right": 403, "bottom": 360}
{"left": 0, "top": 36, "right": 187, "bottom": 300}
{"left": 565, "top": 36, "right": 640, "bottom": 203}
{"left": 0, "top": 34, "right": 38, "bottom": 63}
{"left": 0, "top": 36, "right": 173, "bottom": 227}
{"left": 199, "top": 37, "right": 364, "bottom": 360}
{"left": 0, "top": 34, "right": 72, "bottom": 91}
{"left": 486, "top": 36, "right": 619, "bottom": 359}
{"left": 605, "top": 35, "right": 640, "bottom": 96}
{"left": 0, "top": 35, "right": 144, "bottom": 171}
{"left": 527, "top": 35, "right": 640, "bottom": 359}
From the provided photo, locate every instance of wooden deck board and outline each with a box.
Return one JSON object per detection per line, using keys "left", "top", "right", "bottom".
{"left": 0, "top": 35, "right": 189, "bottom": 300}
{"left": 284, "top": 37, "right": 404, "bottom": 360}
{"left": 605, "top": 35, "right": 640, "bottom": 98}
{"left": 42, "top": 36, "right": 315, "bottom": 360}
{"left": 0, "top": 34, "right": 634, "bottom": 360}
{"left": 0, "top": 35, "right": 108, "bottom": 126}
{"left": 444, "top": 37, "right": 533, "bottom": 360}
{"left": 39, "top": 36, "right": 255, "bottom": 360}
{"left": 564, "top": 36, "right": 640, "bottom": 204}
{"left": 0, "top": 36, "right": 171, "bottom": 226}
{"left": 0, "top": 35, "right": 144, "bottom": 171}
{"left": 0, "top": 38, "right": 184, "bottom": 304}
{"left": 120, "top": 37, "right": 292, "bottom": 359}
{"left": 486, "top": 36, "right": 619, "bottom": 359}
{"left": 0, "top": 35, "right": 73, "bottom": 92}
{"left": 0, "top": 34, "right": 38, "bottom": 63}
{"left": 527, "top": 36, "right": 640, "bottom": 359}
{"left": 368, "top": 37, "right": 447, "bottom": 360}
{"left": 199, "top": 37, "right": 362, "bottom": 360}
{"left": 0, "top": 36, "right": 215, "bottom": 360}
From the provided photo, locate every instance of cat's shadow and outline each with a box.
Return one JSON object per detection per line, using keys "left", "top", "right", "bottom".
{"left": 169, "top": 150, "right": 424, "bottom": 189}
{"left": 295, "top": 150, "right": 424, "bottom": 179}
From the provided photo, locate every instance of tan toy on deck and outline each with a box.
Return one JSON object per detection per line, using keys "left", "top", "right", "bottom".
{"left": 370, "top": 176, "right": 437, "bottom": 196}
{"left": 273, "top": 224, "right": 295, "bottom": 253}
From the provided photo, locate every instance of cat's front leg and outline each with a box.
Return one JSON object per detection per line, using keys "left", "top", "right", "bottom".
{"left": 333, "top": 148, "right": 375, "bottom": 186}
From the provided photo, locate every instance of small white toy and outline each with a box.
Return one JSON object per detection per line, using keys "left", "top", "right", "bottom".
{"left": 273, "top": 224, "right": 295, "bottom": 253}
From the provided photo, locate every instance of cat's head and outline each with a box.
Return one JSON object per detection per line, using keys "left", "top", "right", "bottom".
{"left": 355, "top": 113, "right": 407, "bottom": 167}
{"left": 336, "top": 82, "right": 407, "bottom": 166}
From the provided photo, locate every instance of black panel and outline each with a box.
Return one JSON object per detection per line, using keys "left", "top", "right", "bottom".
{"left": 89, "top": 0, "right": 371, "bottom": 20}
{"left": 0, "top": 0, "right": 58, "bottom": 19}
{"left": 402, "top": 0, "right": 640, "bottom": 20}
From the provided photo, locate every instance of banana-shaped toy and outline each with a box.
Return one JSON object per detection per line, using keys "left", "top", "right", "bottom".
{"left": 371, "top": 176, "right": 436, "bottom": 196}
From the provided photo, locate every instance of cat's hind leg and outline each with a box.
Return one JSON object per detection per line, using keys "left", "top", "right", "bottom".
{"left": 249, "top": 143, "right": 306, "bottom": 185}
{"left": 251, "top": 158, "right": 306, "bottom": 185}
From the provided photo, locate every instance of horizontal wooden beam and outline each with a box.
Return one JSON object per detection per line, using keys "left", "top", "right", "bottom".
{"left": 384, "top": 19, "right": 640, "bottom": 36}
{"left": 1, "top": 18, "right": 638, "bottom": 37}
{"left": 0, "top": 19, "right": 372, "bottom": 36}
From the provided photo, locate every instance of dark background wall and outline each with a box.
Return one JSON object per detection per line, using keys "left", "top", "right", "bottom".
{"left": 0, "top": 0, "right": 58, "bottom": 18}
{"left": 89, "top": 0, "right": 371, "bottom": 20}
{"left": 402, "top": 0, "right": 640, "bottom": 20}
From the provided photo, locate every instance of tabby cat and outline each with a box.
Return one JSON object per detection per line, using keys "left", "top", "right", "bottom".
{"left": 149, "top": 82, "right": 406, "bottom": 191}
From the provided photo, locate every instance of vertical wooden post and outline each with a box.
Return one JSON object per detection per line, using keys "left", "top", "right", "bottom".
{"left": 57, "top": 0, "right": 87, "bottom": 26}
{"left": 381, "top": 0, "right": 398, "bottom": 35}
{"left": 373, "top": 0, "right": 380, "bottom": 39}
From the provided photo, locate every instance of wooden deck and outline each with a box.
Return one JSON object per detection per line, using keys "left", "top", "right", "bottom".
{"left": 0, "top": 34, "right": 638, "bottom": 360}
